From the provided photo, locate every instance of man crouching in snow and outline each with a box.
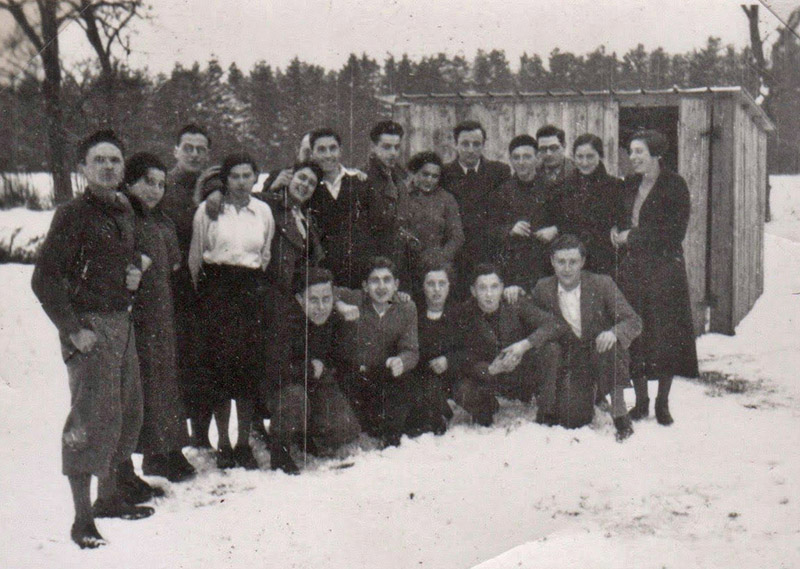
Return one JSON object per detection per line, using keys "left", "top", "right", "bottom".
{"left": 264, "top": 267, "right": 361, "bottom": 474}
{"left": 32, "top": 130, "right": 155, "bottom": 549}
{"left": 459, "top": 263, "right": 565, "bottom": 426}
{"left": 531, "top": 234, "right": 642, "bottom": 440}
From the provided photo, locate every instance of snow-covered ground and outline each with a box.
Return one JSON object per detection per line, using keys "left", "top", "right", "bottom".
{"left": 1, "top": 178, "right": 799, "bottom": 569}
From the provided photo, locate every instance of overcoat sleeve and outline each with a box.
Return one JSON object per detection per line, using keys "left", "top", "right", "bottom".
{"left": 396, "top": 301, "right": 419, "bottom": 373}
{"left": 31, "top": 205, "right": 83, "bottom": 337}
{"left": 520, "top": 297, "right": 567, "bottom": 348}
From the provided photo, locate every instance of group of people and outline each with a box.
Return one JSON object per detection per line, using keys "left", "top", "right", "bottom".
{"left": 32, "top": 118, "right": 699, "bottom": 549}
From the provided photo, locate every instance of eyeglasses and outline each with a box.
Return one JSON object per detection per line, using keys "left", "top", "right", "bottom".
{"left": 538, "top": 144, "right": 562, "bottom": 154}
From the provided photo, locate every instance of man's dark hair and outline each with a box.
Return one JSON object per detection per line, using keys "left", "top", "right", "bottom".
{"left": 572, "top": 133, "right": 604, "bottom": 158}
{"left": 176, "top": 123, "right": 211, "bottom": 148}
{"left": 363, "top": 255, "right": 398, "bottom": 282}
{"left": 535, "top": 124, "right": 565, "bottom": 146}
{"left": 470, "top": 262, "right": 503, "bottom": 286}
{"left": 292, "top": 160, "right": 324, "bottom": 184}
{"left": 453, "top": 120, "right": 486, "bottom": 143}
{"left": 369, "top": 120, "right": 404, "bottom": 143}
{"left": 310, "top": 127, "right": 342, "bottom": 150}
{"left": 508, "top": 134, "right": 537, "bottom": 154}
{"left": 77, "top": 129, "right": 125, "bottom": 164}
{"left": 630, "top": 129, "right": 668, "bottom": 158}
{"left": 219, "top": 152, "right": 259, "bottom": 187}
{"left": 292, "top": 266, "right": 334, "bottom": 296}
{"left": 407, "top": 151, "right": 444, "bottom": 173}
{"left": 124, "top": 152, "right": 166, "bottom": 187}
{"left": 550, "top": 234, "right": 587, "bottom": 258}
{"left": 421, "top": 261, "right": 454, "bottom": 283}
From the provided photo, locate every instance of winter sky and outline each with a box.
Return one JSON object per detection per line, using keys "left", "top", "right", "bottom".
{"left": 0, "top": 0, "right": 794, "bottom": 77}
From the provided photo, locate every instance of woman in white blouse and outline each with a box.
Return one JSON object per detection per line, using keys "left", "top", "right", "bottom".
{"left": 189, "top": 152, "right": 274, "bottom": 470}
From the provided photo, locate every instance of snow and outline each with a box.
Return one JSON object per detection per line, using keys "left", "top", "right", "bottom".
{"left": 0, "top": 173, "right": 269, "bottom": 262}
{"left": 1, "top": 178, "right": 800, "bottom": 569}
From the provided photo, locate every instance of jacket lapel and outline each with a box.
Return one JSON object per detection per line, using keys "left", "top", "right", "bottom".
{"left": 579, "top": 272, "right": 594, "bottom": 340}
{"left": 277, "top": 209, "right": 305, "bottom": 251}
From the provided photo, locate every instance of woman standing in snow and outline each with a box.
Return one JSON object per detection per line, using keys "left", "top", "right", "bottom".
{"left": 124, "top": 152, "right": 196, "bottom": 483}
{"left": 611, "top": 130, "right": 699, "bottom": 425}
{"left": 189, "top": 153, "right": 274, "bottom": 470}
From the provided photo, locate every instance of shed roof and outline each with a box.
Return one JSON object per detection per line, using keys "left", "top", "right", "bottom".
{"left": 382, "top": 86, "right": 774, "bottom": 132}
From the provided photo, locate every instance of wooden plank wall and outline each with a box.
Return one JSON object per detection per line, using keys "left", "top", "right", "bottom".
{"left": 394, "top": 97, "right": 620, "bottom": 174}
{"left": 678, "top": 97, "right": 711, "bottom": 335}
{"left": 731, "top": 103, "right": 767, "bottom": 327}
{"left": 709, "top": 97, "right": 736, "bottom": 334}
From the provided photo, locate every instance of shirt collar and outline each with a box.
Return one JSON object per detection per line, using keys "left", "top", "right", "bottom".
{"left": 223, "top": 196, "right": 256, "bottom": 214}
{"left": 557, "top": 282, "right": 581, "bottom": 296}
{"left": 459, "top": 158, "right": 481, "bottom": 175}
{"left": 323, "top": 165, "right": 360, "bottom": 190}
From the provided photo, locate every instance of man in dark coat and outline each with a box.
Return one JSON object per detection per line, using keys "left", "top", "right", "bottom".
{"left": 364, "top": 120, "right": 410, "bottom": 268}
{"left": 533, "top": 124, "right": 578, "bottom": 194}
{"left": 157, "top": 123, "right": 216, "bottom": 448}
{"left": 496, "top": 134, "right": 557, "bottom": 292}
{"left": 458, "top": 263, "right": 565, "bottom": 426}
{"left": 32, "top": 130, "right": 154, "bottom": 549}
{"left": 264, "top": 268, "right": 361, "bottom": 474}
{"left": 441, "top": 120, "right": 510, "bottom": 298}
{"left": 336, "top": 257, "right": 419, "bottom": 447}
{"left": 531, "top": 235, "right": 641, "bottom": 439}
{"left": 306, "top": 127, "right": 375, "bottom": 288}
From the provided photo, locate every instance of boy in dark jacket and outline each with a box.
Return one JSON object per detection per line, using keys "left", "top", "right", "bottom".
{"left": 337, "top": 257, "right": 419, "bottom": 447}
{"left": 459, "top": 263, "right": 566, "bottom": 426}
{"left": 264, "top": 268, "right": 361, "bottom": 474}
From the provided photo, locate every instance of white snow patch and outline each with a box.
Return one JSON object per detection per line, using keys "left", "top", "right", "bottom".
{"left": 0, "top": 177, "right": 798, "bottom": 569}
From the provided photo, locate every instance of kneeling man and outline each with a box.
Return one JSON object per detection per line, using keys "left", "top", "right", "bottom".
{"left": 338, "top": 257, "right": 419, "bottom": 447}
{"left": 265, "top": 268, "right": 361, "bottom": 473}
{"left": 459, "top": 264, "right": 565, "bottom": 426}
{"left": 532, "top": 234, "right": 641, "bottom": 440}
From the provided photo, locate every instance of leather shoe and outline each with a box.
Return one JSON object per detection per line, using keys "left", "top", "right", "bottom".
{"left": 613, "top": 414, "right": 634, "bottom": 441}
{"left": 270, "top": 442, "right": 300, "bottom": 475}
{"left": 629, "top": 397, "right": 650, "bottom": 421}
{"left": 655, "top": 398, "right": 674, "bottom": 426}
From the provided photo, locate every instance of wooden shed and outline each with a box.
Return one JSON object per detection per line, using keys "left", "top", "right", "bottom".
{"left": 385, "top": 87, "right": 773, "bottom": 335}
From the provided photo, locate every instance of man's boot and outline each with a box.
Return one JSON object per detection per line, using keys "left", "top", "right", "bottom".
{"left": 118, "top": 458, "right": 164, "bottom": 503}
{"left": 270, "top": 441, "right": 299, "bottom": 475}
{"left": 613, "top": 414, "right": 634, "bottom": 442}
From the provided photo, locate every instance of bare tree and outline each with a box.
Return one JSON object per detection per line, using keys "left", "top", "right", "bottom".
{"left": 68, "top": 0, "right": 146, "bottom": 117}
{"left": 0, "top": 0, "right": 146, "bottom": 203}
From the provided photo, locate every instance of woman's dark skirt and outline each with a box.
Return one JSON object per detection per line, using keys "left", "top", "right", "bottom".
{"left": 618, "top": 251, "right": 699, "bottom": 380}
{"left": 197, "top": 264, "right": 269, "bottom": 401}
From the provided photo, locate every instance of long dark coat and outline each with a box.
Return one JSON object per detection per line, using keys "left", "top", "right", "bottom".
{"left": 266, "top": 191, "right": 324, "bottom": 295}
{"left": 555, "top": 162, "right": 624, "bottom": 276}
{"left": 495, "top": 176, "right": 555, "bottom": 290}
{"left": 307, "top": 171, "right": 375, "bottom": 288}
{"left": 441, "top": 158, "right": 510, "bottom": 295}
{"left": 616, "top": 167, "right": 699, "bottom": 380}
{"left": 131, "top": 204, "right": 189, "bottom": 455}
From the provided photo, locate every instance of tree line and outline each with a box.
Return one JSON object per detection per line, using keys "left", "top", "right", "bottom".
{"left": 1, "top": 34, "right": 798, "bottom": 203}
